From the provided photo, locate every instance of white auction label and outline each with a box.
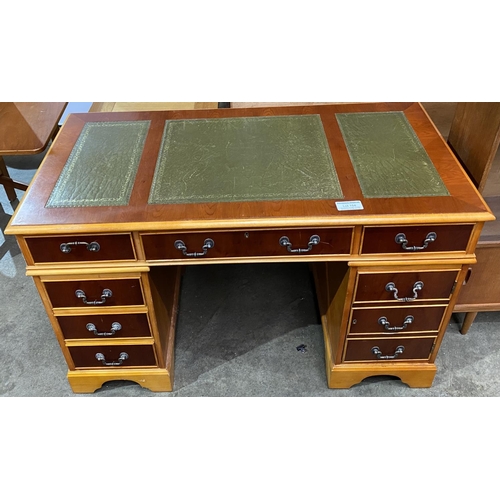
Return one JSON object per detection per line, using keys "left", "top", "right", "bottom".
{"left": 335, "top": 200, "right": 364, "bottom": 211}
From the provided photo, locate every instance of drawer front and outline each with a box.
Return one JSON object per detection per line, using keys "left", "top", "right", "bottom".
{"left": 44, "top": 278, "right": 144, "bottom": 308}
{"left": 355, "top": 270, "right": 458, "bottom": 303}
{"left": 25, "top": 234, "right": 135, "bottom": 264}
{"left": 349, "top": 306, "right": 447, "bottom": 335}
{"left": 141, "top": 227, "right": 353, "bottom": 261}
{"left": 69, "top": 344, "right": 157, "bottom": 368}
{"left": 344, "top": 337, "right": 436, "bottom": 362}
{"left": 57, "top": 313, "right": 151, "bottom": 340}
{"left": 361, "top": 225, "right": 473, "bottom": 254}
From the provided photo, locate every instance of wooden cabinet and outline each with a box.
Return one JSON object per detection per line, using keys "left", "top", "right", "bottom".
{"left": 448, "top": 103, "right": 500, "bottom": 333}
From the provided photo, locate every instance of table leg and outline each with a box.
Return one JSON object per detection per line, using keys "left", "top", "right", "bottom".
{"left": 460, "top": 312, "right": 478, "bottom": 335}
{"left": 0, "top": 156, "right": 17, "bottom": 201}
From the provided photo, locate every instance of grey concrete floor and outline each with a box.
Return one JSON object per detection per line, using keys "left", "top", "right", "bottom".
{"left": 2, "top": 142, "right": 500, "bottom": 397}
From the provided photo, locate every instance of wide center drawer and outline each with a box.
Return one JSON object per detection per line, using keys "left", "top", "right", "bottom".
{"left": 361, "top": 224, "right": 473, "bottom": 255}
{"left": 25, "top": 233, "right": 136, "bottom": 264}
{"left": 44, "top": 278, "right": 145, "bottom": 308}
{"left": 57, "top": 313, "right": 151, "bottom": 340}
{"left": 141, "top": 227, "right": 353, "bottom": 261}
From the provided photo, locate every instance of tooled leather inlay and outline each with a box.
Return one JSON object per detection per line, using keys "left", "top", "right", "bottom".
{"left": 46, "top": 121, "right": 150, "bottom": 208}
{"left": 336, "top": 111, "right": 449, "bottom": 198}
{"left": 148, "top": 115, "right": 344, "bottom": 205}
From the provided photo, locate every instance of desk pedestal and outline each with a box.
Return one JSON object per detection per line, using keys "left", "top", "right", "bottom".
{"left": 313, "top": 261, "right": 468, "bottom": 389}
{"left": 30, "top": 266, "right": 180, "bottom": 394}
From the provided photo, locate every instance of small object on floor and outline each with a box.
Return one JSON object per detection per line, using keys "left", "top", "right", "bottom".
{"left": 296, "top": 344, "right": 307, "bottom": 353}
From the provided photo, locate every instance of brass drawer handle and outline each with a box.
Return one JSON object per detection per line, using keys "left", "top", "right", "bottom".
{"left": 385, "top": 281, "right": 424, "bottom": 301}
{"left": 395, "top": 232, "right": 437, "bottom": 251}
{"left": 86, "top": 322, "right": 122, "bottom": 337}
{"left": 371, "top": 345, "right": 405, "bottom": 360}
{"left": 378, "top": 315, "right": 414, "bottom": 331}
{"left": 75, "top": 288, "right": 112, "bottom": 305}
{"left": 279, "top": 234, "right": 320, "bottom": 253}
{"left": 95, "top": 352, "right": 129, "bottom": 366}
{"left": 60, "top": 241, "right": 100, "bottom": 253}
{"left": 174, "top": 238, "right": 214, "bottom": 257}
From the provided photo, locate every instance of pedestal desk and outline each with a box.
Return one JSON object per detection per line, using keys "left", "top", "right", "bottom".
{"left": 5, "top": 103, "right": 494, "bottom": 393}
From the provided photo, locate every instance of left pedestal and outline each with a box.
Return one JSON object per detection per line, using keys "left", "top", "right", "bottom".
{"left": 30, "top": 266, "right": 181, "bottom": 393}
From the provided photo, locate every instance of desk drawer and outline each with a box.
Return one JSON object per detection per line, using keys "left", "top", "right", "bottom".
{"left": 141, "top": 227, "right": 353, "bottom": 261}
{"left": 361, "top": 225, "right": 473, "bottom": 255}
{"left": 354, "top": 270, "right": 458, "bottom": 303}
{"left": 25, "top": 234, "right": 136, "bottom": 264}
{"left": 68, "top": 344, "right": 157, "bottom": 368}
{"left": 344, "top": 337, "right": 436, "bottom": 362}
{"left": 349, "top": 305, "right": 447, "bottom": 335}
{"left": 57, "top": 313, "right": 151, "bottom": 340}
{"left": 44, "top": 278, "right": 144, "bottom": 308}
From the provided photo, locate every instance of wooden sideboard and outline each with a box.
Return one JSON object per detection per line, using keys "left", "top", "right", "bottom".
{"left": 5, "top": 103, "right": 493, "bottom": 393}
{"left": 447, "top": 103, "right": 500, "bottom": 333}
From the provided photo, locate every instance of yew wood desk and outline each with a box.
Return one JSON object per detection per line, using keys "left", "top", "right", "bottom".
{"left": 5, "top": 103, "right": 494, "bottom": 393}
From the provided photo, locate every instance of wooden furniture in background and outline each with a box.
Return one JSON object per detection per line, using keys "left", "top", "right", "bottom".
{"left": 90, "top": 102, "right": 218, "bottom": 112}
{"left": 449, "top": 103, "right": 500, "bottom": 334}
{"left": 5, "top": 103, "right": 493, "bottom": 392}
{"left": 230, "top": 102, "right": 336, "bottom": 108}
{"left": 0, "top": 103, "right": 67, "bottom": 201}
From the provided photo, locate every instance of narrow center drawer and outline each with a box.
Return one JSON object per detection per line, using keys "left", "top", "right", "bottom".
{"left": 141, "top": 227, "right": 353, "bottom": 261}
{"left": 44, "top": 278, "right": 144, "bottom": 308}
{"left": 25, "top": 233, "right": 136, "bottom": 264}
{"left": 57, "top": 313, "right": 151, "bottom": 340}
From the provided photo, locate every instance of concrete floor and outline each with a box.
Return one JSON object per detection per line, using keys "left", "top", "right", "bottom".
{"left": 2, "top": 104, "right": 500, "bottom": 397}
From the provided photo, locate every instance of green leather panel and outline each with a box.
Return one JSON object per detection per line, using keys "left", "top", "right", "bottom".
{"left": 336, "top": 111, "right": 449, "bottom": 198}
{"left": 148, "top": 115, "right": 343, "bottom": 205}
{"left": 46, "top": 121, "right": 150, "bottom": 208}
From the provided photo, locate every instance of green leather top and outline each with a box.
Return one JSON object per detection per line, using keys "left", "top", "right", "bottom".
{"left": 148, "top": 115, "right": 344, "bottom": 205}
{"left": 45, "top": 112, "right": 448, "bottom": 209}
{"left": 336, "top": 111, "right": 449, "bottom": 198}
{"left": 46, "top": 121, "right": 150, "bottom": 208}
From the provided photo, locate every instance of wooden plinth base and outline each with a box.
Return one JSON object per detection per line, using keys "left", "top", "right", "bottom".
{"left": 326, "top": 361, "right": 437, "bottom": 389}
{"left": 67, "top": 368, "right": 173, "bottom": 393}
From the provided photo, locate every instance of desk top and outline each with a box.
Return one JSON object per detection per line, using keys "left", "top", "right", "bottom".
{"left": 6, "top": 102, "right": 494, "bottom": 235}
{"left": 0, "top": 102, "right": 67, "bottom": 155}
